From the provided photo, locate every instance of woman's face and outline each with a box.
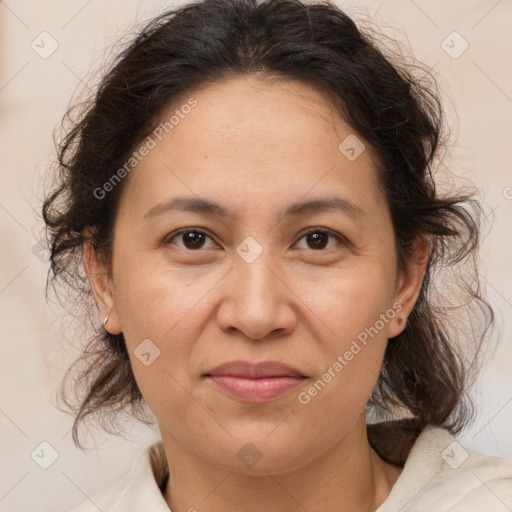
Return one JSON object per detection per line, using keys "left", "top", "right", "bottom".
{"left": 87, "top": 76, "right": 425, "bottom": 473}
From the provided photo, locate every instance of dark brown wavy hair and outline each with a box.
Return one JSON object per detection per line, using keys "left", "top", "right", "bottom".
{"left": 42, "top": 0, "right": 495, "bottom": 461}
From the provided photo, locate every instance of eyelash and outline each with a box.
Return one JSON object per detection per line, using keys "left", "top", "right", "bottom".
{"left": 164, "top": 227, "right": 347, "bottom": 252}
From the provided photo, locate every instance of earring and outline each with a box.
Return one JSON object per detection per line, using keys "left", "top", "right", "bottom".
{"left": 102, "top": 315, "right": 109, "bottom": 326}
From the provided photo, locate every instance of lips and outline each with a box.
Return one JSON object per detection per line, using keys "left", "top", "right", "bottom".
{"left": 204, "top": 360, "right": 306, "bottom": 403}
{"left": 206, "top": 360, "right": 305, "bottom": 379}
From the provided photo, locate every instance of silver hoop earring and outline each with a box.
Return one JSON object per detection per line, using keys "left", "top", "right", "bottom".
{"left": 102, "top": 315, "right": 109, "bottom": 326}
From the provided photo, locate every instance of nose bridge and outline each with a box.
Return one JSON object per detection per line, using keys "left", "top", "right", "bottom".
{"left": 217, "top": 236, "right": 295, "bottom": 340}
{"left": 234, "top": 237, "right": 280, "bottom": 312}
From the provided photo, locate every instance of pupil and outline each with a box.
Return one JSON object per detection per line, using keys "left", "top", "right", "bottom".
{"left": 308, "top": 232, "right": 327, "bottom": 249}
{"left": 184, "top": 232, "right": 205, "bottom": 249}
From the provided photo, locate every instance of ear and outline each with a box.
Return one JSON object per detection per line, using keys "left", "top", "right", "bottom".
{"left": 83, "top": 231, "right": 122, "bottom": 335}
{"left": 387, "top": 238, "right": 429, "bottom": 339}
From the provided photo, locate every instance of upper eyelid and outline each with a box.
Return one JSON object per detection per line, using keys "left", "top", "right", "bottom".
{"left": 164, "top": 228, "right": 217, "bottom": 245}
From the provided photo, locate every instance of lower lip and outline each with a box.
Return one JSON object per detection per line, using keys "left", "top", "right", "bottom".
{"left": 207, "top": 375, "right": 305, "bottom": 403}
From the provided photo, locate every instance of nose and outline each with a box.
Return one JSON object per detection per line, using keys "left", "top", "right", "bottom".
{"left": 215, "top": 247, "right": 297, "bottom": 341}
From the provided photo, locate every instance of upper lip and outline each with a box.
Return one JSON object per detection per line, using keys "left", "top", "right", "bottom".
{"left": 205, "top": 360, "right": 305, "bottom": 378}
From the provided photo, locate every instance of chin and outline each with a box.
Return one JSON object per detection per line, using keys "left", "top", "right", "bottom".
{"left": 204, "top": 430, "right": 317, "bottom": 475}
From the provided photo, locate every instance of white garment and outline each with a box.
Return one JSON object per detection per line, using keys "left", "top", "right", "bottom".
{"left": 69, "top": 426, "right": 512, "bottom": 512}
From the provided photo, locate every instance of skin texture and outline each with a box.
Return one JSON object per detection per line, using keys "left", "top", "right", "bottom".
{"left": 84, "top": 76, "right": 428, "bottom": 512}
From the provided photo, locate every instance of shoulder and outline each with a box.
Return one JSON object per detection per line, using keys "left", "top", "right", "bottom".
{"left": 67, "top": 475, "right": 130, "bottom": 512}
{"left": 66, "top": 440, "right": 170, "bottom": 512}
{"left": 378, "top": 425, "right": 512, "bottom": 512}
{"left": 417, "top": 427, "right": 512, "bottom": 511}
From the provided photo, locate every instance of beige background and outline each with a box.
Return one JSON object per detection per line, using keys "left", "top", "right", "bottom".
{"left": 0, "top": 1, "right": 511, "bottom": 511}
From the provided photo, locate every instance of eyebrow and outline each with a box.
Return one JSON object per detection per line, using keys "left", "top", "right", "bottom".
{"left": 143, "top": 195, "right": 366, "bottom": 221}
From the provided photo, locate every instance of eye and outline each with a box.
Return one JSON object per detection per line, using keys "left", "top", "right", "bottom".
{"left": 294, "top": 227, "right": 346, "bottom": 251}
{"left": 164, "top": 227, "right": 347, "bottom": 252}
{"left": 164, "top": 229, "right": 217, "bottom": 251}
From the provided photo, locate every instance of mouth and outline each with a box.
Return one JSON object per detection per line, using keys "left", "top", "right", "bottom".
{"left": 204, "top": 360, "right": 307, "bottom": 403}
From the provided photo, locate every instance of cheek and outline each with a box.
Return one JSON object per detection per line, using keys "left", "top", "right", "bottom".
{"left": 306, "top": 261, "right": 396, "bottom": 345}
{"left": 112, "top": 250, "right": 206, "bottom": 341}
{"left": 112, "top": 261, "right": 208, "bottom": 419}
{"left": 298, "top": 262, "right": 395, "bottom": 400}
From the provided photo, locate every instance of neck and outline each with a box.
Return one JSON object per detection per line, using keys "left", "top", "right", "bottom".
{"left": 160, "top": 415, "right": 403, "bottom": 512}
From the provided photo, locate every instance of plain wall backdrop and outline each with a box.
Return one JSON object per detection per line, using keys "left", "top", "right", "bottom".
{"left": 0, "top": 1, "right": 511, "bottom": 511}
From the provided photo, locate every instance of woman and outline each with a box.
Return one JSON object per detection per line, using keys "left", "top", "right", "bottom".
{"left": 42, "top": 0, "right": 512, "bottom": 510}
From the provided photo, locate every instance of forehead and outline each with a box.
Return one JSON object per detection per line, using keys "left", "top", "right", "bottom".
{"left": 163, "top": 76, "right": 370, "bottom": 162}
{"left": 118, "top": 76, "right": 385, "bottom": 220}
